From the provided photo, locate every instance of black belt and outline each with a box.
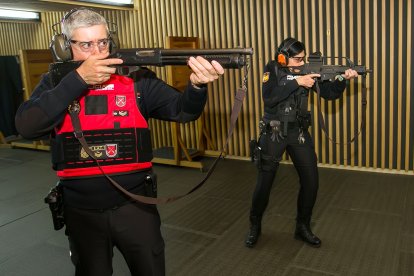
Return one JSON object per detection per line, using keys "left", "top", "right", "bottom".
{"left": 262, "top": 120, "right": 299, "bottom": 132}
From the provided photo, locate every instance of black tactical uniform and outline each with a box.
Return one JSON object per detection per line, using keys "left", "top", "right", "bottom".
{"left": 245, "top": 60, "right": 347, "bottom": 248}
{"left": 15, "top": 68, "right": 207, "bottom": 276}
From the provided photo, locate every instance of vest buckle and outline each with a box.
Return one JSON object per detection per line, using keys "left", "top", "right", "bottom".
{"left": 68, "top": 101, "right": 81, "bottom": 114}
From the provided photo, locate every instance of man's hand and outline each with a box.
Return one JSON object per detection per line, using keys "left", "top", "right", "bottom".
{"left": 342, "top": 68, "right": 359, "bottom": 80}
{"left": 187, "top": 56, "right": 225, "bottom": 88}
{"left": 76, "top": 52, "right": 123, "bottom": 85}
{"left": 296, "top": 73, "right": 321, "bottom": 89}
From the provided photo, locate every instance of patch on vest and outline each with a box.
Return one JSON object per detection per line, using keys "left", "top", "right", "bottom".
{"left": 263, "top": 72, "right": 270, "bottom": 83}
{"left": 89, "top": 84, "right": 115, "bottom": 91}
{"left": 287, "top": 75, "right": 300, "bottom": 80}
{"left": 80, "top": 143, "right": 119, "bottom": 159}
{"left": 113, "top": 110, "right": 129, "bottom": 117}
{"left": 115, "top": 95, "right": 126, "bottom": 107}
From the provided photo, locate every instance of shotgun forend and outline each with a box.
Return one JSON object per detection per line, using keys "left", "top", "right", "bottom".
{"left": 48, "top": 47, "right": 254, "bottom": 87}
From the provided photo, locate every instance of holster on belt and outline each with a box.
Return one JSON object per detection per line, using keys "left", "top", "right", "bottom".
{"left": 144, "top": 172, "right": 158, "bottom": 198}
{"left": 249, "top": 138, "right": 262, "bottom": 169}
{"left": 44, "top": 182, "right": 65, "bottom": 231}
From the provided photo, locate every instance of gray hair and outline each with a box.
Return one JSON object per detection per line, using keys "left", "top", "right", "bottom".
{"left": 62, "top": 9, "right": 108, "bottom": 40}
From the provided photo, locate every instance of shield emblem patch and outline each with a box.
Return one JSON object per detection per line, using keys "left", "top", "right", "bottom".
{"left": 106, "top": 144, "right": 118, "bottom": 158}
{"left": 263, "top": 72, "right": 270, "bottom": 83}
{"left": 115, "top": 95, "right": 126, "bottom": 107}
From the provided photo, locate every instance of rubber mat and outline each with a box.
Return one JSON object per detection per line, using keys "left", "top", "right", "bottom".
{"left": 290, "top": 208, "right": 402, "bottom": 276}
{"left": 177, "top": 215, "right": 303, "bottom": 276}
{"left": 283, "top": 266, "right": 337, "bottom": 276}
{"left": 163, "top": 195, "right": 249, "bottom": 236}
{"left": 1, "top": 148, "right": 413, "bottom": 276}
{"left": 330, "top": 177, "right": 407, "bottom": 215}
{"left": 397, "top": 252, "right": 414, "bottom": 276}
{"left": 162, "top": 226, "right": 216, "bottom": 275}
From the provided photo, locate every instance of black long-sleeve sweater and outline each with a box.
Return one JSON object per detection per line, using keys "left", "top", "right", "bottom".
{"left": 15, "top": 68, "right": 207, "bottom": 209}
{"left": 262, "top": 61, "right": 347, "bottom": 115}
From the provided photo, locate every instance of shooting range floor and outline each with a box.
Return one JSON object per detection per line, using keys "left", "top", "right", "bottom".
{"left": 1, "top": 147, "right": 413, "bottom": 276}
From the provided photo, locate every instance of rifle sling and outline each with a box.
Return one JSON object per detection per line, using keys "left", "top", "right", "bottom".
{"left": 315, "top": 76, "right": 367, "bottom": 145}
{"left": 68, "top": 88, "right": 246, "bottom": 205}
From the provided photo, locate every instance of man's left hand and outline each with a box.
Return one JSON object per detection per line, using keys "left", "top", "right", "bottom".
{"left": 187, "top": 56, "right": 225, "bottom": 87}
{"left": 342, "top": 69, "right": 359, "bottom": 80}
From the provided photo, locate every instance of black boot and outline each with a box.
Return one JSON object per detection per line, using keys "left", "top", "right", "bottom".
{"left": 245, "top": 216, "right": 261, "bottom": 248}
{"left": 294, "top": 222, "right": 321, "bottom": 248}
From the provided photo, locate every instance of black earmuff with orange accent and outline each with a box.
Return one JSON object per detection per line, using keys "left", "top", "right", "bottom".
{"left": 276, "top": 38, "right": 299, "bottom": 66}
{"left": 49, "top": 8, "right": 120, "bottom": 62}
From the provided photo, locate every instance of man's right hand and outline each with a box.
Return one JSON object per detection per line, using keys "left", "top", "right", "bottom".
{"left": 296, "top": 73, "right": 320, "bottom": 89}
{"left": 76, "top": 52, "right": 123, "bottom": 85}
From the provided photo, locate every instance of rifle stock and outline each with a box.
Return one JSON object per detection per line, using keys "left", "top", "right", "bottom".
{"left": 290, "top": 53, "right": 372, "bottom": 81}
{"left": 49, "top": 47, "right": 253, "bottom": 87}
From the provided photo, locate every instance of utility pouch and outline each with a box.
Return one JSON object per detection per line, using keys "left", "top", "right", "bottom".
{"left": 144, "top": 172, "right": 158, "bottom": 198}
{"left": 297, "top": 112, "right": 312, "bottom": 129}
{"left": 44, "top": 183, "right": 65, "bottom": 231}
{"left": 269, "top": 120, "right": 284, "bottom": 142}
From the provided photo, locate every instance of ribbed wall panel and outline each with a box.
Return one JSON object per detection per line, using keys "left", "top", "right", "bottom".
{"left": 0, "top": 0, "right": 412, "bottom": 173}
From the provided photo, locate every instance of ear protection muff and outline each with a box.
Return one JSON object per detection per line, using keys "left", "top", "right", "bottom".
{"left": 49, "top": 8, "right": 120, "bottom": 62}
{"left": 277, "top": 52, "right": 288, "bottom": 66}
{"left": 49, "top": 9, "right": 77, "bottom": 62}
{"left": 277, "top": 38, "right": 298, "bottom": 66}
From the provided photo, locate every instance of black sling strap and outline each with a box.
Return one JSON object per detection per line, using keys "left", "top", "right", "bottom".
{"left": 315, "top": 76, "right": 368, "bottom": 145}
{"left": 68, "top": 82, "right": 248, "bottom": 205}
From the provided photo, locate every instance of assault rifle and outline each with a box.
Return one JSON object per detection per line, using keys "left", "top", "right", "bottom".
{"left": 290, "top": 52, "right": 372, "bottom": 81}
{"left": 292, "top": 52, "right": 372, "bottom": 145}
{"left": 49, "top": 47, "right": 254, "bottom": 87}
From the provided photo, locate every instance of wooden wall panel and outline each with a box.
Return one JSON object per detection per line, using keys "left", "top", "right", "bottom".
{"left": 19, "top": 49, "right": 53, "bottom": 100}
{"left": 0, "top": 0, "right": 412, "bottom": 173}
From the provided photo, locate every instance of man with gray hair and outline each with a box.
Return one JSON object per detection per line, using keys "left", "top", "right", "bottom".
{"left": 16, "top": 8, "right": 224, "bottom": 276}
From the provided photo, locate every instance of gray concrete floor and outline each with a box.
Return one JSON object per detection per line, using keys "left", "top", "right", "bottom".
{"left": 1, "top": 147, "right": 413, "bottom": 276}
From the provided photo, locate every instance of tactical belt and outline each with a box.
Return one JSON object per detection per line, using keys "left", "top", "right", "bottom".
{"left": 261, "top": 120, "right": 300, "bottom": 131}
{"left": 68, "top": 87, "right": 247, "bottom": 205}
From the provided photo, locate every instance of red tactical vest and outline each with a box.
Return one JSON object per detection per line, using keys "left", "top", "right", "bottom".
{"left": 52, "top": 74, "right": 153, "bottom": 178}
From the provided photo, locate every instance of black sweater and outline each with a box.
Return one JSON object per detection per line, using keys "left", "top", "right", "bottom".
{"left": 15, "top": 68, "right": 207, "bottom": 209}
{"left": 262, "top": 61, "right": 347, "bottom": 115}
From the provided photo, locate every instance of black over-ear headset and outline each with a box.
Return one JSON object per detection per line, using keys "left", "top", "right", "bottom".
{"left": 49, "top": 8, "right": 120, "bottom": 62}
{"left": 276, "top": 38, "right": 299, "bottom": 66}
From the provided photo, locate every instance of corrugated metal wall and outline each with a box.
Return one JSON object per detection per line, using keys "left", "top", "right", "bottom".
{"left": 0, "top": 0, "right": 412, "bottom": 173}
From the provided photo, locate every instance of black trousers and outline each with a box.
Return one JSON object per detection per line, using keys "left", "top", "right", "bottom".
{"left": 250, "top": 127, "right": 319, "bottom": 224}
{"left": 64, "top": 202, "right": 165, "bottom": 276}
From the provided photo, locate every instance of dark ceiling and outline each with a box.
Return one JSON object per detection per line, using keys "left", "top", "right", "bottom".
{"left": 0, "top": 0, "right": 126, "bottom": 12}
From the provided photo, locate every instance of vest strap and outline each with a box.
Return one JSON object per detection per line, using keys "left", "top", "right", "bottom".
{"left": 68, "top": 87, "right": 247, "bottom": 204}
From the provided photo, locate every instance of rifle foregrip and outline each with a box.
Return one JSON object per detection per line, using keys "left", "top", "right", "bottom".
{"left": 353, "top": 65, "right": 371, "bottom": 75}
{"left": 117, "top": 48, "right": 253, "bottom": 69}
{"left": 207, "top": 55, "right": 248, "bottom": 69}
{"left": 161, "top": 54, "right": 247, "bottom": 68}
{"left": 291, "top": 64, "right": 371, "bottom": 81}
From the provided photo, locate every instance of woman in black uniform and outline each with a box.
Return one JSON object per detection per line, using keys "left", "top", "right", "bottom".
{"left": 245, "top": 37, "right": 358, "bottom": 248}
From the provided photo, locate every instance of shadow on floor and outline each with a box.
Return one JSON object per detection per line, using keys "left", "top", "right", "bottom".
{"left": 0, "top": 148, "right": 413, "bottom": 276}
